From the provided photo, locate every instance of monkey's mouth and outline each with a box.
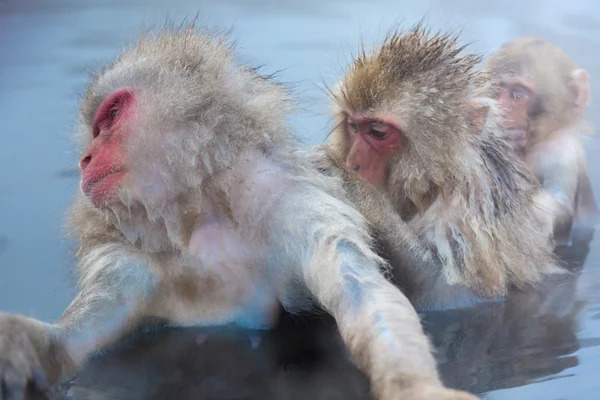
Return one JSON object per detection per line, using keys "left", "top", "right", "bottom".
{"left": 82, "top": 169, "right": 126, "bottom": 196}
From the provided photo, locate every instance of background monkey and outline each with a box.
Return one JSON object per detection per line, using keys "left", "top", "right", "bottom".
{"left": 317, "top": 26, "right": 561, "bottom": 311}
{"left": 0, "top": 25, "right": 477, "bottom": 400}
{"left": 484, "top": 37, "right": 599, "bottom": 245}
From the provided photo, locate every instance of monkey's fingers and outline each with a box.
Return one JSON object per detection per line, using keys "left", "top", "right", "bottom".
{"left": 0, "top": 332, "right": 48, "bottom": 400}
{"left": 0, "top": 363, "right": 24, "bottom": 400}
{"left": 0, "top": 363, "right": 27, "bottom": 400}
{"left": 0, "top": 363, "right": 48, "bottom": 400}
{"left": 30, "top": 366, "right": 49, "bottom": 393}
{"left": 1, "top": 362, "right": 49, "bottom": 400}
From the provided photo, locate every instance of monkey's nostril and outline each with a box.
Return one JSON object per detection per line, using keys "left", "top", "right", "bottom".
{"left": 80, "top": 155, "right": 92, "bottom": 169}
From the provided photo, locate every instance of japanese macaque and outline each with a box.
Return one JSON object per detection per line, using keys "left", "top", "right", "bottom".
{"left": 314, "top": 26, "right": 561, "bottom": 311}
{"left": 0, "top": 25, "right": 478, "bottom": 400}
{"left": 484, "top": 37, "right": 599, "bottom": 244}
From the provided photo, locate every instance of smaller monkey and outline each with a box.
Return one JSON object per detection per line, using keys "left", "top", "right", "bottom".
{"left": 0, "top": 25, "right": 477, "bottom": 400}
{"left": 319, "top": 26, "right": 561, "bottom": 311}
{"left": 484, "top": 37, "right": 599, "bottom": 245}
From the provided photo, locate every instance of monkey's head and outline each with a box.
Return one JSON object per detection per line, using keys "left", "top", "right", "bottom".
{"left": 484, "top": 37, "right": 590, "bottom": 153}
{"left": 76, "top": 26, "right": 292, "bottom": 216}
{"left": 331, "top": 26, "right": 488, "bottom": 208}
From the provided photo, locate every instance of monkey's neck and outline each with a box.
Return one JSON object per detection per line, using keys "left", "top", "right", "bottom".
{"left": 116, "top": 211, "right": 176, "bottom": 253}
{"left": 531, "top": 118, "right": 592, "bottom": 146}
{"left": 391, "top": 180, "right": 440, "bottom": 220}
{"left": 111, "top": 194, "right": 203, "bottom": 254}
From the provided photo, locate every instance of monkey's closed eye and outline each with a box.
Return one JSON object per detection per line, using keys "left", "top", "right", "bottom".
{"left": 370, "top": 129, "right": 387, "bottom": 139}
{"left": 369, "top": 123, "right": 391, "bottom": 140}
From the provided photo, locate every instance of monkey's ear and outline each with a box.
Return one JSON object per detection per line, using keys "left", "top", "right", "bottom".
{"left": 467, "top": 98, "right": 493, "bottom": 135}
{"left": 570, "top": 69, "right": 590, "bottom": 113}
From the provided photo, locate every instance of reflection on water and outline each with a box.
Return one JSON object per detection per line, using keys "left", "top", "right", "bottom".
{"left": 54, "top": 315, "right": 370, "bottom": 400}
{"left": 1, "top": 1, "right": 600, "bottom": 399}
{"left": 44, "top": 232, "right": 593, "bottom": 400}
{"left": 429, "top": 238, "right": 591, "bottom": 395}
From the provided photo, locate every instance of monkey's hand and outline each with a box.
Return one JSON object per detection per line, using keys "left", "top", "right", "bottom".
{"left": 0, "top": 312, "right": 69, "bottom": 399}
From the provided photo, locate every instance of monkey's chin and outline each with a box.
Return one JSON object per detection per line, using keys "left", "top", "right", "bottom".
{"left": 84, "top": 171, "right": 126, "bottom": 209}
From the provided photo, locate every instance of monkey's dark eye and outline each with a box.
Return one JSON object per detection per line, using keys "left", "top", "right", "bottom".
{"left": 511, "top": 85, "right": 529, "bottom": 100}
{"left": 109, "top": 108, "right": 119, "bottom": 119}
{"left": 370, "top": 129, "right": 387, "bottom": 139}
{"left": 349, "top": 122, "right": 360, "bottom": 133}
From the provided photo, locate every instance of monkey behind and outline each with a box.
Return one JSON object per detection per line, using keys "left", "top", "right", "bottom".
{"left": 484, "top": 37, "right": 599, "bottom": 244}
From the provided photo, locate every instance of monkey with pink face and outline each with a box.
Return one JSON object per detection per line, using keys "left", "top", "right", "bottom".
{"left": 484, "top": 37, "right": 599, "bottom": 245}
{"left": 0, "top": 26, "right": 477, "bottom": 400}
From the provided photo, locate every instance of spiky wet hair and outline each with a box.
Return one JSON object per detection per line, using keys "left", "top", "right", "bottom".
{"left": 338, "top": 25, "right": 486, "bottom": 114}
{"left": 76, "top": 24, "right": 296, "bottom": 196}
{"left": 332, "top": 25, "right": 495, "bottom": 205}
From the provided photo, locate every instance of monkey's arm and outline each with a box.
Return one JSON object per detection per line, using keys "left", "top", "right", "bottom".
{"left": 288, "top": 210, "right": 474, "bottom": 399}
{"left": 308, "top": 246, "right": 452, "bottom": 399}
{"left": 0, "top": 243, "right": 158, "bottom": 395}
{"left": 344, "top": 179, "right": 441, "bottom": 291}
{"left": 275, "top": 171, "right": 475, "bottom": 399}
{"left": 532, "top": 144, "right": 581, "bottom": 244}
{"left": 575, "top": 171, "right": 600, "bottom": 224}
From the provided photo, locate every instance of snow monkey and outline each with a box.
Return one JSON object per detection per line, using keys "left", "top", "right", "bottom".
{"left": 316, "top": 26, "right": 562, "bottom": 311}
{"left": 0, "top": 25, "right": 477, "bottom": 400}
{"left": 484, "top": 36, "right": 599, "bottom": 245}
